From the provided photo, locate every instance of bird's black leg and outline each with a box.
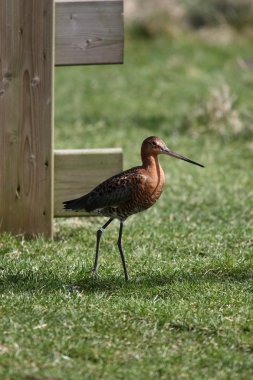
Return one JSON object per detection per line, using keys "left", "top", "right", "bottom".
{"left": 117, "top": 221, "right": 129, "bottom": 281}
{"left": 92, "top": 218, "right": 114, "bottom": 277}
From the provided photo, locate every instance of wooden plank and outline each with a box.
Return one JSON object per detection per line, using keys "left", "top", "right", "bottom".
{"left": 54, "top": 148, "right": 123, "bottom": 217}
{"left": 55, "top": 0, "right": 123, "bottom": 65}
{"left": 0, "top": 0, "right": 54, "bottom": 237}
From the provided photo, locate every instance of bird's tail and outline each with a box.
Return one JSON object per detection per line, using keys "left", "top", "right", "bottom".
{"left": 63, "top": 195, "right": 89, "bottom": 212}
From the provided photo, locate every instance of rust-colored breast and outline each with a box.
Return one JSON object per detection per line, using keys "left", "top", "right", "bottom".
{"left": 117, "top": 164, "right": 165, "bottom": 218}
{"left": 138, "top": 165, "right": 165, "bottom": 206}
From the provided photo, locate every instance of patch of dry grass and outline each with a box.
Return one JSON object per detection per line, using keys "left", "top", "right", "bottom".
{"left": 194, "top": 83, "right": 243, "bottom": 135}
{"left": 125, "top": 0, "right": 253, "bottom": 41}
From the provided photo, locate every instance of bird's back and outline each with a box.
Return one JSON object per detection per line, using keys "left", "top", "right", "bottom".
{"left": 63, "top": 166, "right": 141, "bottom": 212}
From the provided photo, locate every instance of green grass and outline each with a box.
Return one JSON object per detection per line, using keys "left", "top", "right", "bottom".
{"left": 1, "top": 31, "right": 253, "bottom": 379}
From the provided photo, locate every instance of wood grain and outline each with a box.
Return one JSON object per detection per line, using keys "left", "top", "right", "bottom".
{"left": 0, "top": 0, "right": 54, "bottom": 237}
{"left": 54, "top": 149, "right": 123, "bottom": 216}
{"left": 55, "top": 0, "right": 124, "bottom": 65}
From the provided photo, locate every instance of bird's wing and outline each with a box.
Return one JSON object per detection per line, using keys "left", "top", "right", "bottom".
{"left": 63, "top": 167, "right": 146, "bottom": 212}
{"left": 84, "top": 170, "right": 138, "bottom": 211}
{"left": 82, "top": 166, "right": 150, "bottom": 212}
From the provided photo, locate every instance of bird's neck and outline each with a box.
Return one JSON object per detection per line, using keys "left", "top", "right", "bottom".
{"left": 142, "top": 154, "right": 162, "bottom": 174}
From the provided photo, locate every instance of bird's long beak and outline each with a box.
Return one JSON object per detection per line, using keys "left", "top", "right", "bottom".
{"left": 162, "top": 147, "right": 204, "bottom": 168}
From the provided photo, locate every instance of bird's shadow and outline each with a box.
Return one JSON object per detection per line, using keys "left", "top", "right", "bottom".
{"left": 1, "top": 266, "right": 252, "bottom": 296}
{"left": 73, "top": 267, "right": 253, "bottom": 295}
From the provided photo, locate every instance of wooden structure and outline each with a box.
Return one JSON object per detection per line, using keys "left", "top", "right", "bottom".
{"left": 0, "top": 0, "right": 123, "bottom": 237}
{"left": 54, "top": 148, "right": 122, "bottom": 217}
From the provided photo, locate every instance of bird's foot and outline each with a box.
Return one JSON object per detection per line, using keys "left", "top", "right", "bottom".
{"left": 90, "top": 270, "right": 100, "bottom": 280}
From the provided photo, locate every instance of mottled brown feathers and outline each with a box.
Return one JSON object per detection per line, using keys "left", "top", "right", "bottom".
{"left": 63, "top": 167, "right": 140, "bottom": 213}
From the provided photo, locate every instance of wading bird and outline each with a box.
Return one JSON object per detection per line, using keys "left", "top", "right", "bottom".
{"left": 63, "top": 136, "right": 204, "bottom": 281}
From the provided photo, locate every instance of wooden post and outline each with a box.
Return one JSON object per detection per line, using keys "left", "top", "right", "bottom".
{"left": 55, "top": 0, "right": 124, "bottom": 65}
{"left": 0, "top": 0, "right": 54, "bottom": 237}
{"left": 0, "top": 0, "right": 123, "bottom": 238}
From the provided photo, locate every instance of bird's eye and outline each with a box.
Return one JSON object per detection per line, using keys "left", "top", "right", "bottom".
{"left": 151, "top": 141, "right": 157, "bottom": 147}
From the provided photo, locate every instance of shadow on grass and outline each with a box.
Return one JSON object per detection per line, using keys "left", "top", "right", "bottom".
{"left": 72, "top": 272, "right": 173, "bottom": 293}
{"left": 72, "top": 266, "right": 253, "bottom": 295}
{"left": 0, "top": 266, "right": 252, "bottom": 295}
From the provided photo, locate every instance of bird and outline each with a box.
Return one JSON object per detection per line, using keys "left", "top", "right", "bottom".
{"left": 63, "top": 136, "right": 204, "bottom": 281}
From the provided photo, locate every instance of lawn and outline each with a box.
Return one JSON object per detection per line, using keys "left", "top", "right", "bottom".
{"left": 0, "top": 25, "right": 253, "bottom": 380}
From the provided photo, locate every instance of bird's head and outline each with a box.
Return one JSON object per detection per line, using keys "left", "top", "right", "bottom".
{"left": 142, "top": 136, "right": 204, "bottom": 168}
